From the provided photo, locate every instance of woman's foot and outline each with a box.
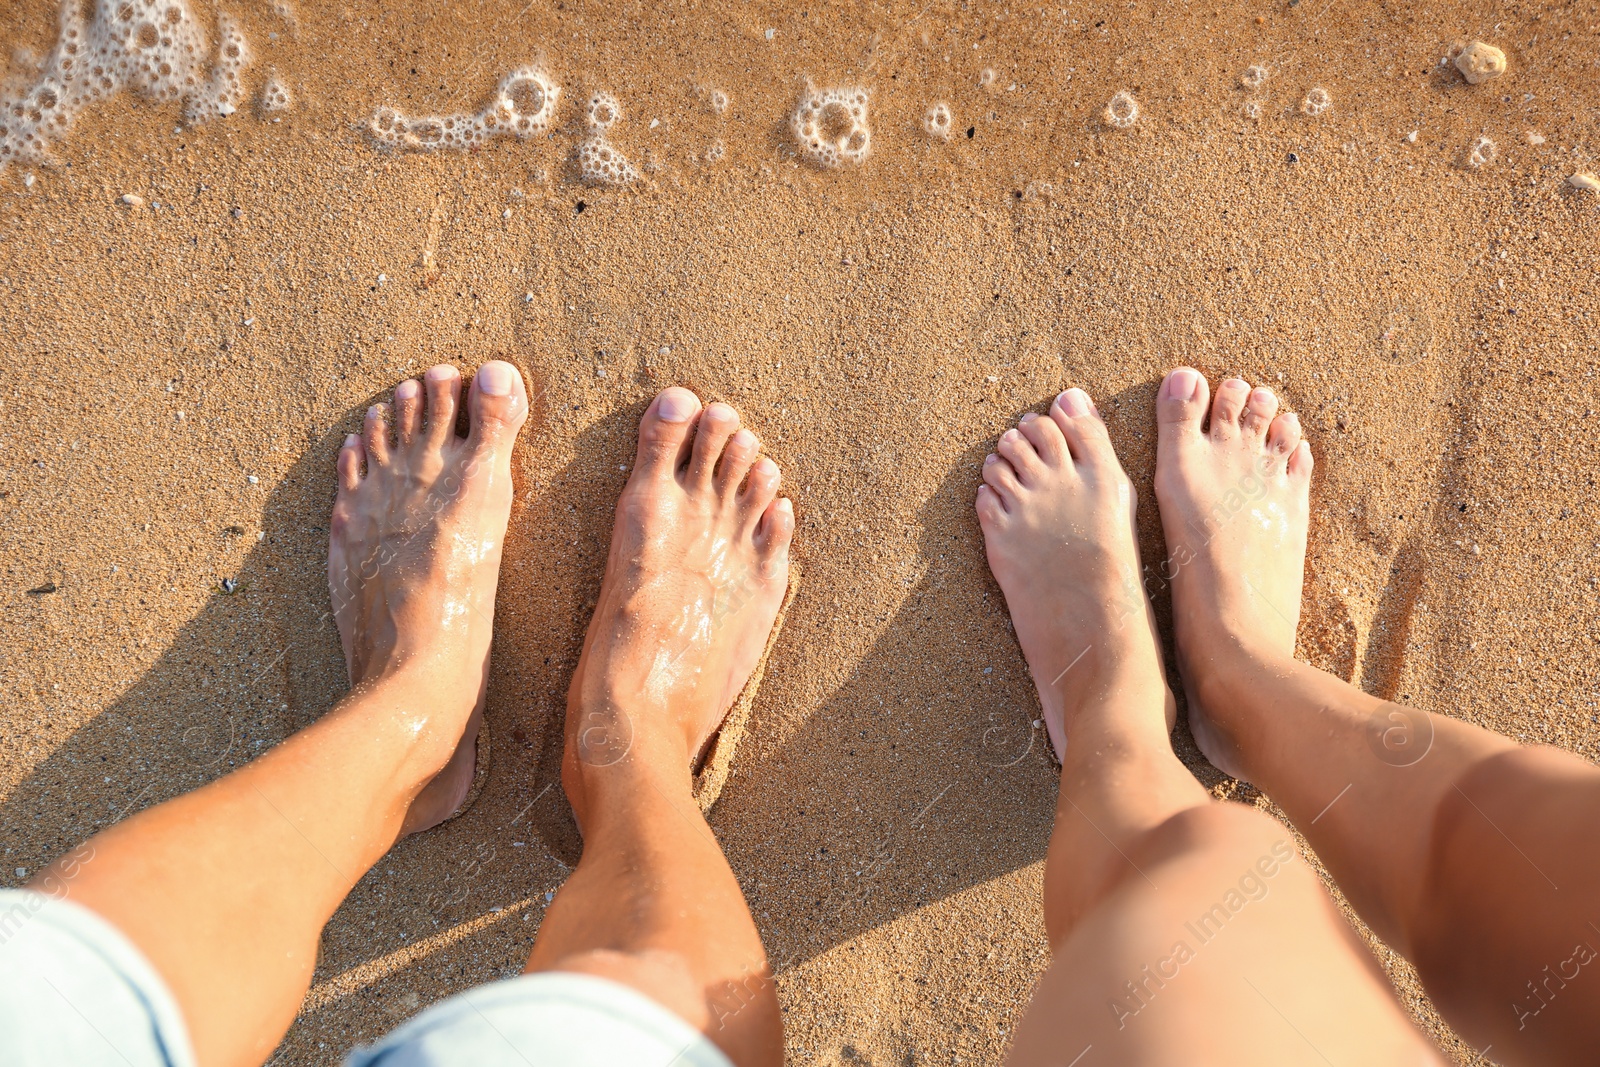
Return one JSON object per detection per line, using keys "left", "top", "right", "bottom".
{"left": 562, "top": 389, "right": 795, "bottom": 823}
{"left": 328, "top": 361, "right": 529, "bottom": 834}
{"left": 1152, "top": 367, "right": 1313, "bottom": 779}
{"left": 975, "top": 388, "right": 1174, "bottom": 761}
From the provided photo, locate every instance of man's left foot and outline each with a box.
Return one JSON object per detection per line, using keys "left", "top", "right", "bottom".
{"left": 329, "top": 361, "right": 529, "bottom": 835}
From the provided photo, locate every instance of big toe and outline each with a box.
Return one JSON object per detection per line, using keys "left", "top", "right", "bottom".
{"left": 634, "top": 387, "right": 702, "bottom": 480}
{"left": 466, "top": 361, "right": 529, "bottom": 455}
{"left": 1156, "top": 367, "right": 1210, "bottom": 441}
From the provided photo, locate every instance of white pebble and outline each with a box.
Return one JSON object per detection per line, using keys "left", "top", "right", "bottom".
{"left": 16, "top": 868, "right": 27, "bottom": 878}
{"left": 119, "top": 194, "right": 145, "bottom": 208}
{"left": 22, "top": 174, "right": 35, "bottom": 188}
{"left": 764, "top": 27, "right": 775, "bottom": 39}
{"left": 1404, "top": 130, "right": 1418, "bottom": 143}
{"left": 247, "top": 475, "right": 259, "bottom": 485}
{"left": 1570, "top": 172, "right": 1600, "bottom": 193}
{"left": 1455, "top": 41, "right": 1507, "bottom": 85}
{"left": 1526, "top": 131, "right": 1546, "bottom": 145}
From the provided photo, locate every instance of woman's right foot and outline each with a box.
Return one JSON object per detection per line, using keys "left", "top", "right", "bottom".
{"left": 1152, "top": 367, "right": 1314, "bottom": 779}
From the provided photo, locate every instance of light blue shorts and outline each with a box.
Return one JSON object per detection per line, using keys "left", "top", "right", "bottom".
{"left": 0, "top": 890, "right": 732, "bottom": 1067}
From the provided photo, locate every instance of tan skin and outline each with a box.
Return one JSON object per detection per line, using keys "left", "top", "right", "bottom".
{"left": 27, "top": 363, "right": 1600, "bottom": 1067}
{"left": 983, "top": 369, "right": 1600, "bottom": 1066}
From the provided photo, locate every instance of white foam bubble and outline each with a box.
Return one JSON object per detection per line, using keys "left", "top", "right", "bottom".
{"left": 258, "top": 73, "right": 290, "bottom": 113}
{"left": 1300, "top": 87, "right": 1332, "bottom": 117}
{"left": 1103, "top": 90, "right": 1138, "bottom": 129}
{"left": 577, "top": 135, "right": 637, "bottom": 186}
{"left": 1240, "top": 64, "right": 1269, "bottom": 89}
{"left": 703, "top": 138, "right": 725, "bottom": 163}
{"left": 1466, "top": 135, "right": 1497, "bottom": 169}
{"left": 709, "top": 88, "right": 729, "bottom": 114}
{"left": 585, "top": 91, "right": 619, "bottom": 130}
{"left": 791, "top": 83, "right": 871, "bottom": 169}
{"left": 186, "top": 11, "right": 251, "bottom": 123}
{"left": 924, "top": 102, "right": 952, "bottom": 140}
{"left": 369, "top": 66, "right": 558, "bottom": 153}
{"left": 0, "top": 0, "right": 252, "bottom": 172}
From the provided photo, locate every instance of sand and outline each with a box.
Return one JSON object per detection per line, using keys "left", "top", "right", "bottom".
{"left": 2, "top": 0, "right": 1598, "bottom": 1063}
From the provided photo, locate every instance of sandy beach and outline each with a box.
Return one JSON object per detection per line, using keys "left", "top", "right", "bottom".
{"left": 2, "top": 0, "right": 1598, "bottom": 1062}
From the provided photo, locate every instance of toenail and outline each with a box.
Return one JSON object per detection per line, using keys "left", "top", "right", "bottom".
{"left": 1165, "top": 367, "right": 1201, "bottom": 401}
{"left": 656, "top": 390, "right": 698, "bottom": 423}
{"left": 478, "top": 362, "right": 514, "bottom": 397}
{"left": 425, "top": 365, "right": 456, "bottom": 382}
{"left": 1019, "top": 412, "right": 1038, "bottom": 424}
{"left": 1250, "top": 388, "right": 1274, "bottom": 406}
{"left": 731, "top": 429, "right": 758, "bottom": 451}
{"left": 367, "top": 405, "right": 383, "bottom": 421}
{"left": 1058, "top": 388, "right": 1091, "bottom": 417}
{"left": 343, "top": 433, "right": 359, "bottom": 449}
{"left": 395, "top": 380, "right": 419, "bottom": 400}
{"left": 984, "top": 454, "right": 998, "bottom": 465}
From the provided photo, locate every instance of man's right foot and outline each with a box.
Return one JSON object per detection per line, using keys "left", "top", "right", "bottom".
{"left": 1153, "top": 367, "right": 1314, "bottom": 779}
{"left": 562, "top": 389, "right": 794, "bottom": 823}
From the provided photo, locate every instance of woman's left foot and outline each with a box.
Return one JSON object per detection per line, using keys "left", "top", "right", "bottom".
{"left": 975, "top": 388, "right": 1174, "bottom": 759}
{"left": 328, "top": 361, "right": 529, "bottom": 834}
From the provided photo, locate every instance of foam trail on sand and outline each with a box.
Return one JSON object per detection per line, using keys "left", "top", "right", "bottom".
{"left": 1, "top": 0, "right": 256, "bottom": 171}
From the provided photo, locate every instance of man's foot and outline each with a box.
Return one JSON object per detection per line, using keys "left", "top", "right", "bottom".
{"left": 1153, "top": 367, "right": 1313, "bottom": 779}
{"left": 975, "top": 388, "right": 1173, "bottom": 761}
{"left": 562, "top": 389, "right": 794, "bottom": 822}
{"left": 329, "top": 361, "right": 529, "bottom": 834}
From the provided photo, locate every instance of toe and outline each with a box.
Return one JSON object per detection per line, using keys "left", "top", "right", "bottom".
{"left": 995, "top": 428, "right": 1043, "bottom": 484}
{"left": 739, "top": 456, "right": 781, "bottom": 525}
{"left": 1156, "top": 367, "right": 1209, "bottom": 440}
{"left": 423, "top": 365, "right": 463, "bottom": 448}
{"left": 1240, "top": 386, "right": 1279, "bottom": 438}
{"left": 976, "top": 482, "right": 1009, "bottom": 523}
{"left": 633, "top": 388, "right": 702, "bottom": 480}
{"left": 754, "top": 497, "right": 795, "bottom": 577}
{"left": 393, "top": 379, "right": 422, "bottom": 443}
{"left": 1016, "top": 412, "right": 1069, "bottom": 466}
{"left": 363, "top": 404, "right": 392, "bottom": 466}
{"left": 1288, "top": 440, "right": 1314, "bottom": 482}
{"left": 1049, "top": 387, "right": 1117, "bottom": 465}
{"left": 982, "top": 453, "right": 1023, "bottom": 505}
{"left": 1265, "top": 411, "right": 1303, "bottom": 459}
{"left": 689, "top": 402, "right": 740, "bottom": 488}
{"left": 1209, "top": 378, "right": 1251, "bottom": 439}
{"left": 466, "top": 360, "right": 529, "bottom": 457}
{"left": 717, "top": 428, "right": 760, "bottom": 496}
{"left": 337, "top": 432, "right": 364, "bottom": 491}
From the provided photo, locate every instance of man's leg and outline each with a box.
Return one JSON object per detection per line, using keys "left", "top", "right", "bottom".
{"left": 977, "top": 389, "right": 1440, "bottom": 1064}
{"left": 524, "top": 389, "right": 794, "bottom": 1067}
{"left": 1154, "top": 366, "right": 1600, "bottom": 1064}
{"left": 31, "top": 363, "right": 529, "bottom": 1067}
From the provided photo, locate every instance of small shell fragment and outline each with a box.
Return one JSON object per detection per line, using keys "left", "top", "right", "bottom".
{"left": 118, "top": 193, "right": 145, "bottom": 208}
{"left": 1570, "top": 172, "right": 1600, "bottom": 193}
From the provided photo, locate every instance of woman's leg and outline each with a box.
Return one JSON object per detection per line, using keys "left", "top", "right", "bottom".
{"left": 31, "top": 363, "right": 529, "bottom": 1067}
{"left": 524, "top": 389, "right": 794, "bottom": 1067}
{"left": 1154, "top": 366, "right": 1600, "bottom": 1064}
{"left": 977, "top": 389, "right": 1440, "bottom": 1064}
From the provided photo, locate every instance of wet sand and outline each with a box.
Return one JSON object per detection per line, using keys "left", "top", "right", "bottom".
{"left": 2, "top": 0, "right": 1598, "bottom": 1063}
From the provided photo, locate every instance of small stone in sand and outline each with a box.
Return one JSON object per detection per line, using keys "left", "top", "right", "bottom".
{"left": 1526, "top": 132, "right": 1545, "bottom": 145}
{"left": 1570, "top": 173, "right": 1600, "bottom": 193}
{"left": 1456, "top": 42, "right": 1507, "bottom": 85}
{"left": 119, "top": 194, "right": 145, "bottom": 208}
